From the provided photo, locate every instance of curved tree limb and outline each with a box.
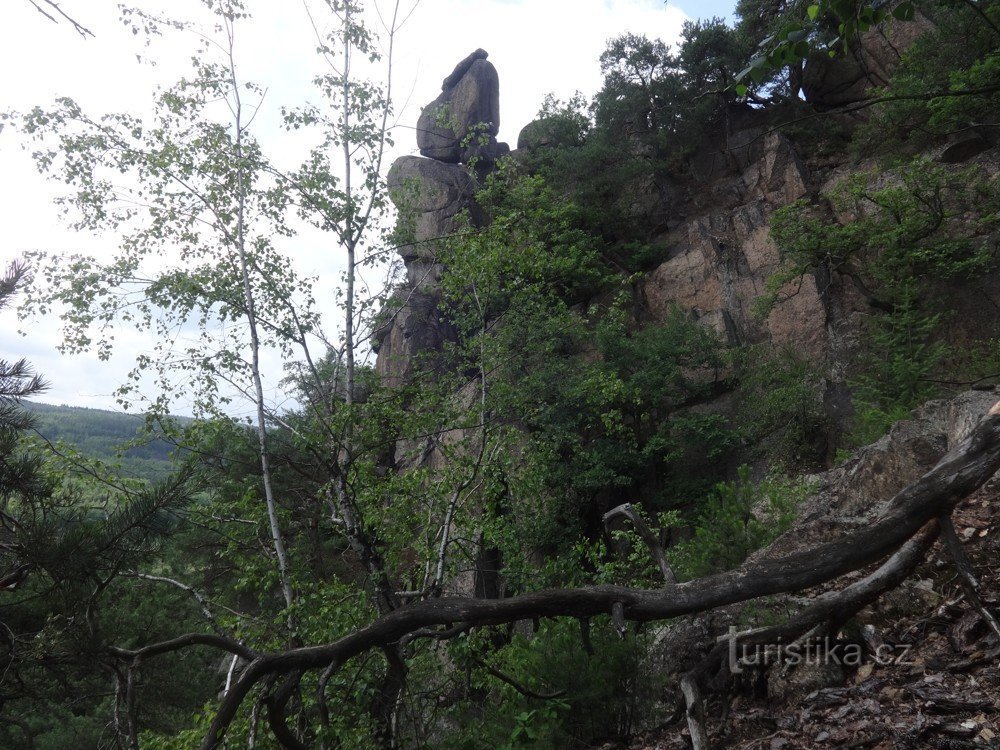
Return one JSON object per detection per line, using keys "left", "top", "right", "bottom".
{"left": 193, "top": 403, "right": 1000, "bottom": 748}
{"left": 473, "top": 657, "right": 567, "bottom": 701}
{"left": 603, "top": 502, "right": 676, "bottom": 584}
{"left": 106, "top": 404, "right": 998, "bottom": 748}
{"left": 678, "top": 521, "right": 942, "bottom": 748}
{"left": 109, "top": 633, "right": 257, "bottom": 665}
{"left": 264, "top": 672, "right": 307, "bottom": 750}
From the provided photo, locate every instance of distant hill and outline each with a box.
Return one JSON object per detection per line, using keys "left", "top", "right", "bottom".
{"left": 23, "top": 401, "right": 185, "bottom": 482}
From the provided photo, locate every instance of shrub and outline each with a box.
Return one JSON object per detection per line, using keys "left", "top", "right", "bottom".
{"left": 670, "top": 466, "right": 813, "bottom": 580}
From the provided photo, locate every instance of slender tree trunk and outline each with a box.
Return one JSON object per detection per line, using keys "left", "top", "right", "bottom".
{"left": 226, "top": 14, "right": 295, "bottom": 623}
{"left": 342, "top": 2, "right": 356, "bottom": 408}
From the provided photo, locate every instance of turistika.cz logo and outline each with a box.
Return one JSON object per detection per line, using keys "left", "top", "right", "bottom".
{"left": 718, "top": 627, "right": 915, "bottom": 674}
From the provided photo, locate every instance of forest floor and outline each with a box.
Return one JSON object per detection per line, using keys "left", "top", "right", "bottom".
{"left": 600, "top": 478, "right": 1000, "bottom": 750}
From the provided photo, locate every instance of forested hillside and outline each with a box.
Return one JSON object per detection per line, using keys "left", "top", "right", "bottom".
{"left": 1, "top": 1, "right": 999, "bottom": 748}
{"left": 24, "top": 401, "right": 179, "bottom": 481}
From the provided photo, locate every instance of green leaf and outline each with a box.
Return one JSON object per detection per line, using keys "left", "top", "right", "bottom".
{"left": 735, "top": 83, "right": 748, "bottom": 97}
{"left": 807, "top": 4, "right": 820, "bottom": 20}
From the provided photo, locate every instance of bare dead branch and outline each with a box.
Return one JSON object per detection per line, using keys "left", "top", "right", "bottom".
{"left": 939, "top": 515, "right": 1000, "bottom": 641}
{"left": 677, "top": 521, "right": 941, "bottom": 744}
{"left": 126, "top": 572, "right": 231, "bottom": 637}
{"left": 264, "top": 672, "right": 307, "bottom": 750}
{"left": 680, "top": 674, "right": 710, "bottom": 750}
{"left": 603, "top": 502, "right": 677, "bottom": 584}
{"left": 26, "top": 0, "right": 94, "bottom": 38}
{"left": 187, "top": 404, "right": 1000, "bottom": 747}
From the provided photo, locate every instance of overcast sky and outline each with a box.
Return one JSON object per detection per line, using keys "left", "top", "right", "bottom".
{"left": 0, "top": 0, "right": 735, "bottom": 416}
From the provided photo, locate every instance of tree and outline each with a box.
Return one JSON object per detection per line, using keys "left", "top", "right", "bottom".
{"left": 8, "top": 0, "right": 471, "bottom": 744}
{"left": 7, "top": 1, "right": 1000, "bottom": 747}
{"left": 138, "top": 399, "right": 1000, "bottom": 749}
{"left": 0, "top": 261, "right": 200, "bottom": 748}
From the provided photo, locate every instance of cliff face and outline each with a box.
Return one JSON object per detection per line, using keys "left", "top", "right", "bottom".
{"left": 376, "top": 46, "right": 1000, "bottom": 461}
{"left": 637, "top": 119, "right": 1000, "bottom": 413}
{"left": 639, "top": 131, "right": 824, "bottom": 360}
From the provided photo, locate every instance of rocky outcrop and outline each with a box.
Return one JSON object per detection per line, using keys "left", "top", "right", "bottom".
{"left": 416, "top": 48, "right": 506, "bottom": 165}
{"left": 376, "top": 52, "right": 498, "bottom": 388}
{"left": 516, "top": 116, "right": 581, "bottom": 152}
{"left": 637, "top": 387, "right": 1000, "bottom": 728}
{"left": 640, "top": 132, "right": 827, "bottom": 361}
{"left": 387, "top": 155, "right": 483, "bottom": 289}
{"left": 798, "top": 389, "right": 1000, "bottom": 523}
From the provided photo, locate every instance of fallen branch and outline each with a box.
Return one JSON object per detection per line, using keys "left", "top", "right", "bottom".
{"left": 109, "top": 403, "right": 1000, "bottom": 748}
{"left": 194, "top": 402, "right": 1000, "bottom": 747}
{"left": 675, "top": 521, "right": 941, "bottom": 746}
{"left": 681, "top": 673, "right": 711, "bottom": 750}
{"left": 939, "top": 515, "right": 1000, "bottom": 641}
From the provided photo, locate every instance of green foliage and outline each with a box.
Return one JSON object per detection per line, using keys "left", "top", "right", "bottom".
{"left": 734, "top": 345, "right": 832, "bottom": 467}
{"left": 669, "top": 466, "right": 812, "bottom": 579}
{"left": 856, "top": 0, "right": 1000, "bottom": 154}
{"left": 521, "top": 21, "right": 748, "bottom": 245}
{"left": 765, "top": 157, "right": 999, "bottom": 444}
{"left": 12, "top": 0, "right": 998, "bottom": 744}
{"left": 733, "top": 0, "right": 918, "bottom": 96}
{"left": 433, "top": 619, "right": 643, "bottom": 749}
{"left": 24, "top": 401, "right": 180, "bottom": 481}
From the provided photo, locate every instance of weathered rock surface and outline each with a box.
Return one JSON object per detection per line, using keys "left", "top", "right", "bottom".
{"left": 387, "top": 155, "right": 482, "bottom": 273}
{"left": 377, "top": 154, "right": 484, "bottom": 386}
{"left": 640, "top": 133, "right": 826, "bottom": 360}
{"left": 372, "top": 288, "right": 458, "bottom": 388}
{"left": 377, "top": 51, "right": 498, "bottom": 392}
{"left": 939, "top": 134, "right": 993, "bottom": 164}
{"left": 639, "top": 388, "right": 1000, "bottom": 730}
{"left": 803, "top": 389, "right": 1000, "bottom": 521}
{"left": 416, "top": 49, "right": 501, "bottom": 164}
{"left": 516, "top": 116, "right": 578, "bottom": 152}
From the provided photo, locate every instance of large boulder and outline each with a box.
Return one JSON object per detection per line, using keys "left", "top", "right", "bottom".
{"left": 515, "top": 115, "right": 585, "bottom": 152}
{"left": 417, "top": 49, "right": 501, "bottom": 164}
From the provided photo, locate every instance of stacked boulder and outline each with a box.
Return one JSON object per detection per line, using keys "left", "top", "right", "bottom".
{"left": 415, "top": 48, "right": 508, "bottom": 167}
{"left": 374, "top": 50, "right": 507, "bottom": 387}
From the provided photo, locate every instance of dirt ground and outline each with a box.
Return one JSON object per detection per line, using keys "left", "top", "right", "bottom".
{"left": 599, "top": 477, "right": 1000, "bottom": 750}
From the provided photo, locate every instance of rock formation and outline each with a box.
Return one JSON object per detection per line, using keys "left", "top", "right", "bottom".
{"left": 381, "top": 39, "right": 1000, "bottom": 453}
{"left": 802, "top": 12, "right": 934, "bottom": 107}
{"left": 375, "top": 50, "right": 501, "bottom": 388}
{"left": 415, "top": 48, "right": 508, "bottom": 166}
{"left": 639, "top": 132, "right": 827, "bottom": 362}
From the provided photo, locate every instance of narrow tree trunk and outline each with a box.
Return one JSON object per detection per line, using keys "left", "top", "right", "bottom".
{"left": 226, "top": 16, "right": 295, "bottom": 622}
